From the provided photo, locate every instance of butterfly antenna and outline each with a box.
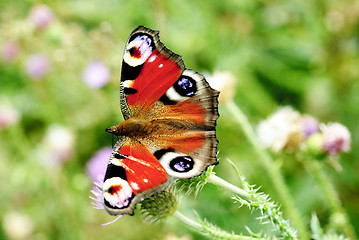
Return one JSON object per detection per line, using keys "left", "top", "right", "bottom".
{"left": 102, "top": 214, "right": 124, "bottom": 226}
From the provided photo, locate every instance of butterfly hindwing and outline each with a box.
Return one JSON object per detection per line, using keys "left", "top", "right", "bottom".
{"left": 152, "top": 69, "right": 219, "bottom": 178}
{"left": 103, "top": 138, "right": 170, "bottom": 215}
{"left": 104, "top": 26, "right": 219, "bottom": 215}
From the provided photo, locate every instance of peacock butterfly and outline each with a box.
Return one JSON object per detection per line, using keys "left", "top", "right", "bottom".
{"left": 103, "top": 26, "right": 219, "bottom": 215}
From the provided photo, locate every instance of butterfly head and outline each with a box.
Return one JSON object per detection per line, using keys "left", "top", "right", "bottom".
{"left": 106, "top": 118, "right": 153, "bottom": 137}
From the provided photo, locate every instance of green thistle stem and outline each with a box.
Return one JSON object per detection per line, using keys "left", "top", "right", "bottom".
{"left": 207, "top": 174, "right": 251, "bottom": 199}
{"left": 208, "top": 170, "right": 298, "bottom": 239}
{"left": 305, "top": 159, "right": 357, "bottom": 240}
{"left": 173, "top": 211, "right": 264, "bottom": 240}
{"left": 225, "top": 100, "right": 309, "bottom": 240}
{"left": 173, "top": 210, "right": 203, "bottom": 230}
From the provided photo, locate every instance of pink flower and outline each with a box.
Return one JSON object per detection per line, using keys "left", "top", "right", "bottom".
{"left": 29, "top": 4, "right": 54, "bottom": 29}
{"left": 0, "top": 107, "right": 20, "bottom": 129}
{"left": 321, "top": 123, "right": 351, "bottom": 156}
{"left": 82, "top": 61, "right": 110, "bottom": 89}
{"left": 25, "top": 54, "right": 50, "bottom": 80}
{"left": 0, "top": 100, "right": 20, "bottom": 129}
{"left": 37, "top": 125, "right": 75, "bottom": 167}
{"left": 90, "top": 178, "right": 105, "bottom": 210}
{"left": 86, "top": 147, "right": 112, "bottom": 182}
{"left": 1, "top": 41, "right": 19, "bottom": 62}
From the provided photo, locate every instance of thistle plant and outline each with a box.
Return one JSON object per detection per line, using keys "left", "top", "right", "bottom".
{"left": 89, "top": 153, "right": 298, "bottom": 239}
{"left": 87, "top": 78, "right": 356, "bottom": 240}
{"left": 224, "top": 100, "right": 357, "bottom": 240}
{"left": 134, "top": 160, "right": 298, "bottom": 239}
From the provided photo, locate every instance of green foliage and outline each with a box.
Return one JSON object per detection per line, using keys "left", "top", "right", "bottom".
{"left": 311, "top": 213, "right": 349, "bottom": 240}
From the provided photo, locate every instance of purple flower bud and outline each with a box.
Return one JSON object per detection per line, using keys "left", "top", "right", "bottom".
{"left": 25, "top": 54, "right": 50, "bottom": 80}
{"left": 82, "top": 61, "right": 110, "bottom": 89}
{"left": 321, "top": 122, "right": 351, "bottom": 156}
{"left": 300, "top": 115, "right": 319, "bottom": 137}
{"left": 1, "top": 41, "right": 19, "bottom": 62}
{"left": 29, "top": 4, "right": 54, "bottom": 29}
{"left": 86, "top": 147, "right": 112, "bottom": 182}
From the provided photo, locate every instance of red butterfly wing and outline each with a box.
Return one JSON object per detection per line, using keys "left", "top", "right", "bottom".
{"left": 119, "top": 26, "right": 184, "bottom": 119}
{"left": 125, "top": 50, "right": 181, "bottom": 107}
{"left": 103, "top": 138, "right": 169, "bottom": 216}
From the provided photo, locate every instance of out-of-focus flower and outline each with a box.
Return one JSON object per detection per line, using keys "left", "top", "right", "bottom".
{"left": 28, "top": 4, "right": 54, "bottom": 29}
{"left": 86, "top": 147, "right": 112, "bottom": 182}
{"left": 1, "top": 41, "right": 19, "bottom": 62}
{"left": 206, "top": 71, "right": 236, "bottom": 104}
{"left": 257, "top": 106, "right": 304, "bottom": 152}
{"left": 2, "top": 212, "right": 33, "bottom": 240}
{"left": 82, "top": 60, "right": 110, "bottom": 89}
{"left": 324, "top": 10, "right": 344, "bottom": 33}
{"left": 262, "top": 5, "right": 291, "bottom": 27}
{"left": 164, "top": 233, "right": 191, "bottom": 240}
{"left": 300, "top": 114, "right": 319, "bottom": 137}
{"left": 306, "top": 133, "right": 324, "bottom": 157}
{"left": 25, "top": 54, "right": 50, "bottom": 80}
{"left": 321, "top": 122, "right": 351, "bottom": 156}
{"left": 44, "top": 124, "right": 75, "bottom": 162}
{"left": 38, "top": 124, "right": 75, "bottom": 167}
{"left": 0, "top": 101, "right": 20, "bottom": 129}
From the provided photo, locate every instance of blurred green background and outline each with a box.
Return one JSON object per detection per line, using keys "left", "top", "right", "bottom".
{"left": 1, "top": 0, "right": 358, "bottom": 239}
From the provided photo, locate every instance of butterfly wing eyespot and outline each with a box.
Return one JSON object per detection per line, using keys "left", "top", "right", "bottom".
{"left": 103, "top": 177, "right": 133, "bottom": 209}
{"left": 123, "top": 33, "right": 154, "bottom": 67}
{"left": 175, "top": 76, "right": 197, "bottom": 97}
{"left": 153, "top": 139, "right": 217, "bottom": 179}
{"left": 170, "top": 156, "right": 194, "bottom": 172}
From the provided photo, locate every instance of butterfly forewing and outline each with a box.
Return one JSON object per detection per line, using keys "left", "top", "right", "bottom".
{"left": 119, "top": 26, "right": 184, "bottom": 119}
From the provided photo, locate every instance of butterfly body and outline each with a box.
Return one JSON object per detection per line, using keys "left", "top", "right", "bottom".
{"left": 103, "top": 26, "right": 219, "bottom": 216}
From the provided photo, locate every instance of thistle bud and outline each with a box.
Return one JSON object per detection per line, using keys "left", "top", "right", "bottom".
{"left": 321, "top": 123, "right": 351, "bottom": 156}
{"left": 141, "top": 187, "right": 178, "bottom": 224}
